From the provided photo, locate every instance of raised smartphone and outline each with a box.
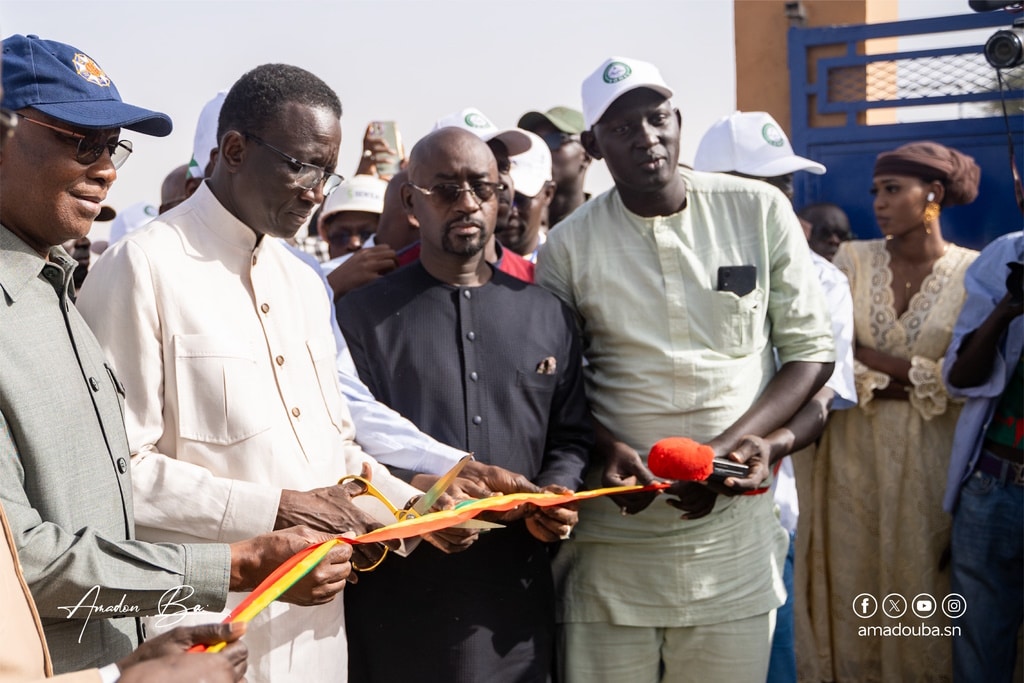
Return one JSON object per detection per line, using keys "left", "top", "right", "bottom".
{"left": 369, "top": 120, "right": 403, "bottom": 178}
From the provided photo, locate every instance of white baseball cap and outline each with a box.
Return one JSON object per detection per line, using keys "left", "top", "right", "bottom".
{"left": 320, "top": 174, "right": 388, "bottom": 219}
{"left": 432, "top": 107, "right": 532, "bottom": 157}
{"left": 109, "top": 201, "right": 158, "bottom": 244}
{"left": 188, "top": 90, "right": 228, "bottom": 180}
{"left": 581, "top": 56, "right": 674, "bottom": 130}
{"left": 509, "top": 130, "right": 552, "bottom": 197}
{"left": 693, "top": 111, "right": 826, "bottom": 177}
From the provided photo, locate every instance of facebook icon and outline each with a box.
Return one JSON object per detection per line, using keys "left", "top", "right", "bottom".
{"left": 853, "top": 593, "right": 877, "bottom": 618}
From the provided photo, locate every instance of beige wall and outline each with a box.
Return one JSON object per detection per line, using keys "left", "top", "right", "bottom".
{"left": 734, "top": 0, "right": 899, "bottom": 133}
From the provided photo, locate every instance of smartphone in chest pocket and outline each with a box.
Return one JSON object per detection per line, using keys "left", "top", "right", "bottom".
{"left": 716, "top": 265, "right": 757, "bottom": 297}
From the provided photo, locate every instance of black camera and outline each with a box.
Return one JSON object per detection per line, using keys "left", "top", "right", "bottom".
{"left": 969, "top": 0, "right": 1022, "bottom": 11}
{"left": 985, "top": 23, "right": 1024, "bottom": 68}
{"left": 1007, "top": 261, "right": 1023, "bottom": 305}
{"left": 969, "top": 1, "right": 1024, "bottom": 68}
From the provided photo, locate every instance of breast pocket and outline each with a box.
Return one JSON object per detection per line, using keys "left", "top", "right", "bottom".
{"left": 710, "top": 287, "right": 766, "bottom": 356}
{"left": 306, "top": 336, "right": 349, "bottom": 434}
{"left": 173, "top": 335, "right": 270, "bottom": 445}
{"left": 516, "top": 369, "right": 559, "bottom": 407}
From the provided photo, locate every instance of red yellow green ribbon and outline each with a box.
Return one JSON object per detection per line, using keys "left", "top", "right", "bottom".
{"left": 188, "top": 539, "right": 343, "bottom": 653}
{"left": 191, "top": 482, "right": 667, "bottom": 652}
{"left": 352, "top": 482, "right": 666, "bottom": 544}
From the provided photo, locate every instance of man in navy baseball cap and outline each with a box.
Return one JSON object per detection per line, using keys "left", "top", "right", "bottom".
{"left": 0, "top": 34, "right": 171, "bottom": 256}
{"left": 2, "top": 34, "right": 171, "bottom": 135}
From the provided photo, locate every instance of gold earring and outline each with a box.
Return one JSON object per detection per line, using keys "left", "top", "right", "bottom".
{"left": 923, "top": 201, "right": 940, "bottom": 226}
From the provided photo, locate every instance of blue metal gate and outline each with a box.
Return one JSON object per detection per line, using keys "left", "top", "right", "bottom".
{"left": 789, "top": 11, "right": 1024, "bottom": 250}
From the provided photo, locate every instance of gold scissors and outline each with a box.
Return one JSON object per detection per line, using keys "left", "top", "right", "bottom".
{"left": 338, "top": 455, "right": 502, "bottom": 571}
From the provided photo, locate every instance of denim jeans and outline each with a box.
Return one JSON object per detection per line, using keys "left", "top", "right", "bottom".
{"left": 950, "top": 469, "right": 1024, "bottom": 683}
{"left": 766, "top": 529, "right": 796, "bottom": 683}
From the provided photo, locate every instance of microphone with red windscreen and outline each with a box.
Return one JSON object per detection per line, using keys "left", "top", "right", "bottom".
{"left": 647, "top": 437, "right": 749, "bottom": 482}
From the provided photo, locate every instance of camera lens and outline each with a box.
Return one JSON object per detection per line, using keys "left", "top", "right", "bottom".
{"left": 985, "top": 28, "right": 1024, "bottom": 69}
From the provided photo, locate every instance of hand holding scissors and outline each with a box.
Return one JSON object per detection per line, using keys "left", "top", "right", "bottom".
{"left": 339, "top": 456, "right": 500, "bottom": 569}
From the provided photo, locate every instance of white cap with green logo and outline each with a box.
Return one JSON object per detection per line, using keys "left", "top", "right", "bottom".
{"left": 581, "top": 56, "right": 674, "bottom": 129}
{"left": 188, "top": 90, "right": 228, "bottom": 180}
{"left": 432, "top": 107, "right": 532, "bottom": 157}
{"left": 693, "top": 111, "right": 826, "bottom": 177}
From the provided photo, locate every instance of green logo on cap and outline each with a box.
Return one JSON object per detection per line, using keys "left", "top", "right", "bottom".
{"left": 762, "top": 123, "right": 785, "bottom": 147}
{"left": 603, "top": 62, "right": 632, "bottom": 84}
{"left": 464, "top": 113, "right": 489, "bottom": 129}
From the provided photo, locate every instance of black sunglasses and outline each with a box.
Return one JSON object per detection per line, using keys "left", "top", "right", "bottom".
{"left": 407, "top": 181, "right": 506, "bottom": 205}
{"left": 16, "top": 113, "right": 133, "bottom": 169}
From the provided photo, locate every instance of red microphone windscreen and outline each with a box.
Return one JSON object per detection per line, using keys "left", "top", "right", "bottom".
{"left": 648, "top": 437, "right": 715, "bottom": 481}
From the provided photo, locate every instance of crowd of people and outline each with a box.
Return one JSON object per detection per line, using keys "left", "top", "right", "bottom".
{"left": 0, "top": 31, "right": 1020, "bottom": 683}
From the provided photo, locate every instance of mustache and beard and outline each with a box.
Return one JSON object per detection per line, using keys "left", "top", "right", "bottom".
{"left": 441, "top": 218, "right": 491, "bottom": 257}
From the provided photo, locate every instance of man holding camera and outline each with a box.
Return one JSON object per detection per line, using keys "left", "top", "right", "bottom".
{"left": 942, "top": 231, "right": 1023, "bottom": 683}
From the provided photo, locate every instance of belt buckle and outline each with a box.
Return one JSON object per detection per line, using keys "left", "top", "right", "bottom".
{"left": 1012, "top": 461, "right": 1024, "bottom": 486}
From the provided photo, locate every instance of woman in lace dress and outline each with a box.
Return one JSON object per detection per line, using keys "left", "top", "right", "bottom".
{"left": 800, "top": 142, "right": 980, "bottom": 683}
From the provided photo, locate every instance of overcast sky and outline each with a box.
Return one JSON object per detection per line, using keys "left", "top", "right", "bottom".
{"left": 0, "top": 0, "right": 983, "bottom": 224}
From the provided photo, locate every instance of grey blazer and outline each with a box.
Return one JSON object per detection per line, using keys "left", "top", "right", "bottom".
{"left": 0, "top": 227, "right": 230, "bottom": 674}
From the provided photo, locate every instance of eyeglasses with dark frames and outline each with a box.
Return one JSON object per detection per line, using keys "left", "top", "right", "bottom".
{"left": 407, "top": 181, "right": 507, "bottom": 205}
{"left": 0, "top": 108, "right": 18, "bottom": 150}
{"left": 244, "top": 133, "right": 344, "bottom": 196}
{"left": 16, "top": 113, "right": 133, "bottom": 169}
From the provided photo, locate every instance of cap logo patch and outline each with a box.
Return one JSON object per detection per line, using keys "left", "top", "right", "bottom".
{"left": 762, "top": 123, "right": 784, "bottom": 147}
{"left": 464, "top": 112, "right": 489, "bottom": 129}
{"left": 72, "top": 53, "right": 111, "bottom": 87}
{"left": 603, "top": 61, "right": 632, "bottom": 84}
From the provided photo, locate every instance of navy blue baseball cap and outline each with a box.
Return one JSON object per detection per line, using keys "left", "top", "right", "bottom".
{"left": 1, "top": 34, "right": 172, "bottom": 137}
